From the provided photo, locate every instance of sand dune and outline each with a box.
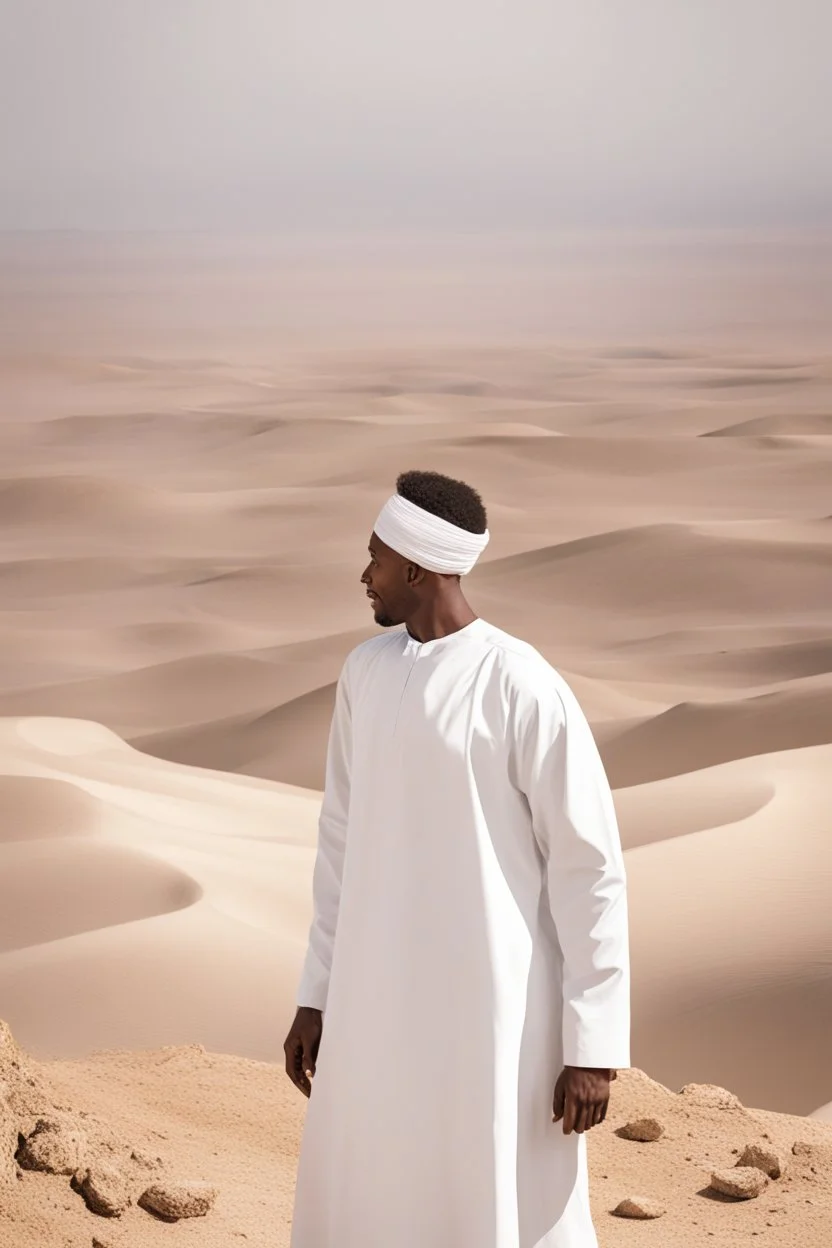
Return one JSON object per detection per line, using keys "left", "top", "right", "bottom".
{"left": 620, "top": 742, "right": 832, "bottom": 1116}
{"left": 0, "top": 836, "right": 201, "bottom": 953}
{"left": 0, "top": 773, "right": 103, "bottom": 841}
{"left": 477, "top": 523, "right": 832, "bottom": 618}
{"left": 1, "top": 231, "right": 832, "bottom": 1245}
{"left": 587, "top": 633, "right": 832, "bottom": 688}
{"left": 1, "top": 715, "right": 831, "bottom": 1117}
{"left": 0, "top": 717, "right": 318, "bottom": 1062}
{"left": 704, "top": 411, "right": 832, "bottom": 436}
{"left": 134, "top": 682, "right": 339, "bottom": 789}
{"left": 598, "top": 677, "right": 832, "bottom": 787}
{"left": 0, "top": 474, "right": 177, "bottom": 526}
{"left": 2, "top": 719, "right": 832, "bottom": 1246}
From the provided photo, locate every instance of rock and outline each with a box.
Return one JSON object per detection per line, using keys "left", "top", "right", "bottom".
{"left": 709, "top": 1166, "right": 769, "bottom": 1199}
{"left": 737, "top": 1142, "right": 788, "bottom": 1179}
{"left": 792, "top": 1140, "right": 832, "bottom": 1164}
{"left": 678, "top": 1083, "right": 743, "bottom": 1110}
{"left": 92, "top": 1239, "right": 116, "bottom": 1248}
{"left": 612, "top": 1195, "right": 666, "bottom": 1218}
{"left": 130, "top": 1147, "right": 163, "bottom": 1171}
{"left": 138, "top": 1179, "right": 218, "bottom": 1220}
{"left": 617, "top": 1117, "right": 664, "bottom": 1142}
{"left": 16, "top": 1118, "right": 88, "bottom": 1175}
{"left": 74, "top": 1163, "right": 132, "bottom": 1217}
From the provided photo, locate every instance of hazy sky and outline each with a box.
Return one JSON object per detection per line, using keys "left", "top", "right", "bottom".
{"left": 2, "top": 0, "right": 831, "bottom": 230}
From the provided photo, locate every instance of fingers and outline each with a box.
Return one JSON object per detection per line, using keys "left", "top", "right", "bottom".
{"left": 301, "top": 1034, "right": 317, "bottom": 1086}
{"left": 557, "top": 1092, "right": 610, "bottom": 1134}
{"left": 283, "top": 1011, "right": 323, "bottom": 1099}
{"left": 561, "top": 1090, "right": 578, "bottom": 1135}
{"left": 283, "top": 1035, "right": 311, "bottom": 1098}
{"left": 552, "top": 1076, "right": 565, "bottom": 1124}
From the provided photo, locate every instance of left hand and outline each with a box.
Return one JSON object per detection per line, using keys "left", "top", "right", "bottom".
{"left": 552, "top": 1065, "right": 614, "bottom": 1134}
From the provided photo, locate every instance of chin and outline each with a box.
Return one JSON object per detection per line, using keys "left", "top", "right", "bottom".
{"left": 374, "top": 610, "right": 398, "bottom": 628}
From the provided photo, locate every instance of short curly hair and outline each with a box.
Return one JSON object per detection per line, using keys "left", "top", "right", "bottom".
{"left": 396, "top": 469, "right": 487, "bottom": 534}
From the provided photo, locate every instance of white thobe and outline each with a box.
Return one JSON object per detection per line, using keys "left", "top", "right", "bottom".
{"left": 290, "top": 616, "right": 630, "bottom": 1248}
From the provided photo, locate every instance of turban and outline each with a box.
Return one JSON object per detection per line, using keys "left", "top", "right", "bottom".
{"left": 373, "top": 493, "right": 490, "bottom": 576}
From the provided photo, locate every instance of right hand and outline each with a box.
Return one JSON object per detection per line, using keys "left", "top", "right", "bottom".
{"left": 283, "top": 1006, "right": 323, "bottom": 1098}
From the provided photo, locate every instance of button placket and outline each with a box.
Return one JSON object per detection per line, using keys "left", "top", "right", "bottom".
{"left": 392, "top": 643, "right": 420, "bottom": 736}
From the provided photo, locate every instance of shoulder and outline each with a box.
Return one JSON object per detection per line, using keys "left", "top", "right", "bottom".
{"left": 480, "top": 623, "right": 568, "bottom": 700}
{"left": 339, "top": 632, "right": 402, "bottom": 691}
{"left": 476, "top": 622, "right": 587, "bottom": 736}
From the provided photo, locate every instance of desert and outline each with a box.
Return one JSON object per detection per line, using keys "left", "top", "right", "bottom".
{"left": 1, "top": 228, "right": 831, "bottom": 1245}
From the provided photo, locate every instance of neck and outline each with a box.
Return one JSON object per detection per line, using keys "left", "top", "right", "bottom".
{"left": 405, "top": 588, "right": 478, "bottom": 644}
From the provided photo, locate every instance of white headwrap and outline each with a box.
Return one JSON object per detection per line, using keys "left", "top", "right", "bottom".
{"left": 373, "top": 493, "right": 490, "bottom": 576}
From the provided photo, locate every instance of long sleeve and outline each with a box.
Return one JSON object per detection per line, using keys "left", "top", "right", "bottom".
{"left": 512, "top": 664, "right": 631, "bottom": 1069}
{"left": 295, "top": 657, "right": 353, "bottom": 1012}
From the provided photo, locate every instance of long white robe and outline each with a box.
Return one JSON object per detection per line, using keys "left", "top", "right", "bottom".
{"left": 290, "top": 616, "right": 630, "bottom": 1248}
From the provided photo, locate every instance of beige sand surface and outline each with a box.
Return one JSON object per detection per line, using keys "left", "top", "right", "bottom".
{"left": 1, "top": 230, "right": 831, "bottom": 1244}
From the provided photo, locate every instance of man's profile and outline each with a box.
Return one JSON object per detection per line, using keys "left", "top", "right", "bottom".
{"left": 284, "top": 469, "right": 630, "bottom": 1247}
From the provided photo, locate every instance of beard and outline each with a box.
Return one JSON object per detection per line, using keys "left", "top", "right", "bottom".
{"left": 374, "top": 608, "right": 397, "bottom": 628}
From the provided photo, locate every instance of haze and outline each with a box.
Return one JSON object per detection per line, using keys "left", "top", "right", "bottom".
{"left": 2, "top": 0, "right": 831, "bottom": 231}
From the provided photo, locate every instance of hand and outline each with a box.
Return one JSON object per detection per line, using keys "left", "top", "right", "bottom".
{"left": 552, "top": 1065, "right": 614, "bottom": 1134}
{"left": 283, "top": 1006, "right": 323, "bottom": 1098}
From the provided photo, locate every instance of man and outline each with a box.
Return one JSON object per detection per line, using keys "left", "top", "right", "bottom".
{"left": 284, "top": 469, "right": 630, "bottom": 1248}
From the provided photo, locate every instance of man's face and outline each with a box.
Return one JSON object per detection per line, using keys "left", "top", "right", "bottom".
{"left": 360, "top": 532, "right": 416, "bottom": 628}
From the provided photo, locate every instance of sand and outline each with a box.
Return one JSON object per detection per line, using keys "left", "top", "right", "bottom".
{"left": 1, "top": 228, "right": 831, "bottom": 1245}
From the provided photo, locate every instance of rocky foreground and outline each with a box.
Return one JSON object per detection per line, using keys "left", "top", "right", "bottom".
{"left": 2, "top": 1018, "right": 831, "bottom": 1247}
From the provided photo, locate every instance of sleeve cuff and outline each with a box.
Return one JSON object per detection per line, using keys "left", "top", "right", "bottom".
{"left": 563, "top": 1031, "right": 630, "bottom": 1070}
{"left": 296, "top": 969, "right": 329, "bottom": 1013}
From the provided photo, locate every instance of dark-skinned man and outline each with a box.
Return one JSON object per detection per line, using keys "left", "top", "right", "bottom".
{"left": 285, "top": 469, "right": 630, "bottom": 1248}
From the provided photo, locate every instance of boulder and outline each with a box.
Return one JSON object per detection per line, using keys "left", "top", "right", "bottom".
{"left": 737, "top": 1142, "right": 788, "bottom": 1179}
{"left": 138, "top": 1179, "right": 218, "bottom": 1220}
{"left": 611, "top": 1195, "right": 666, "bottom": 1218}
{"left": 617, "top": 1117, "right": 664, "bottom": 1142}
{"left": 709, "top": 1166, "right": 768, "bottom": 1199}
{"left": 16, "top": 1118, "right": 89, "bottom": 1175}
{"left": 74, "top": 1162, "right": 133, "bottom": 1217}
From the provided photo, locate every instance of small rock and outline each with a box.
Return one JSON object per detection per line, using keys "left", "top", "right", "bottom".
{"left": 130, "top": 1147, "right": 162, "bottom": 1170}
{"left": 737, "top": 1142, "right": 788, "bottom": 1179}
{"left": 792, "top": 1140, "right": 832, "bottom": 1163}
{"left": 92, "top": 1239, "right": 116, "bottom": 1248}
{"left": 612, "top": 1195, "right": 666, "bottom": 1219}
{"left": 16, "top": 1118, "right": 88, "bottom": 1175}
{"left": 678, "top": 1083, "right": 743, "bottom": 1110}
{"left": 709, "top": 1167, "right": 769, "bottom": 1199}
{"left": 138, "top": 1179, "right": 217, "bottom": 1221}
{"left": 617, "top": 1117, "right": 664, "bottom": 1142}
{"left": 74, "top": 1163, "right": 132, "bottom": 1217}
